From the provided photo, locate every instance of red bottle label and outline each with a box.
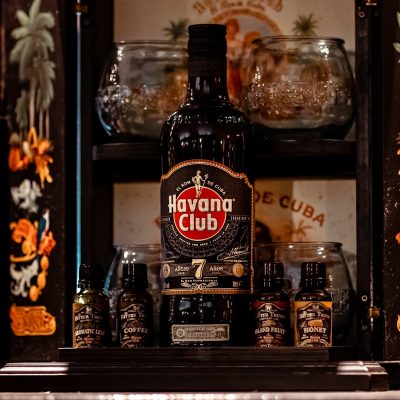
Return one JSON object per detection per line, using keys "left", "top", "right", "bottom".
{"left": 252, "top": 300, "right": 290, "bottom": 347}
{"left": 160, "top": 160, "right": 254, "bottom": 294}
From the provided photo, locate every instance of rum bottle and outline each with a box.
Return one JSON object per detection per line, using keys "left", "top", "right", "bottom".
{"left": 293, "top": 261, "right": 333, "bottom": 347}
{"left": 72, "top": 264, "right": 110, "bottom": 348}
{"left": 160, "top": 24, "right": 254, "bottom": 346}
{"left": 252, "top": 262, "right": 290, "bottom": 347}
{"left": 117, "top": 262, "right": 153, "bottom": 347}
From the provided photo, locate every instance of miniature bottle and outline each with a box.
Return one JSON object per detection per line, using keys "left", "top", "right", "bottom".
{"left": 252, "top": 262, "right": 290, "bottom": 347}
{"left": 72, "top": 263, "right": 110, "bottom": 348}
{"left": 117, "top": 262, "right": 153, "bottom": 347}
{"left": 293, "top": 261, "right": 333, "bottom": 347}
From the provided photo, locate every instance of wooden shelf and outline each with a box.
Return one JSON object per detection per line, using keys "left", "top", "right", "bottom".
{"left": 59, "top": 346, "right": 354, "bottom": 363}
{"left": 92, "top": 138, "right": 356, "bottom": 181}
{"left": 0, "top": 347, "right": 389, "bottom": 392}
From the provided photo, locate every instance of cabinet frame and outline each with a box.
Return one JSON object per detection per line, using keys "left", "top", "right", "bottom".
{"left": 77, "top": 0, "right": 390, "bottom": 362}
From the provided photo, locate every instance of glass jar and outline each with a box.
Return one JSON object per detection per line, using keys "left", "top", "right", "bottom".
{"left": 241, "top": 36, "right": 356, "bottom": 140}
{"left": 104, "top": 244, "right": 161, "bottom": 344}
{"left": 255, "top": 241, "right": 355, "bottom": 344}
{"left": 96, "top": 41, "right": 188, "bottom": 140}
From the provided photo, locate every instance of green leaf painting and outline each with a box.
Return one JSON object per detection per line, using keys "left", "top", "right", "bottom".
{"left": 163, "top": 18, "right": 189, "bottom": 41}
{"left": 10, "top": 0, "right": 56, "bottom": 138}
{"left": 394, "top": 12, "right": 400, "bottom": 62}
{"left": 292, "top": 13, "right": 319, "bottom": 36}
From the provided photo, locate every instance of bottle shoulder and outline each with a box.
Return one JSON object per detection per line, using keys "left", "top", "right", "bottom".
{"left": 253, "top": 290, "right": 290, "bottom": 302}
{"left": 74, "top": 289, "right": 109, "bottom": 304}
{"left": 165, "top": 102, "right": 251, "bottom": 126}
{"left": 294, "top": 289, "right": 332, "bottom": 301}
{"left": 118, "top": 290, "right": 153, "bottom": 305}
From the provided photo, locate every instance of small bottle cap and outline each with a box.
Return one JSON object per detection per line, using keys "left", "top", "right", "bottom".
{"left": 78, "top": 263, "right": 104, "bottom": 289}
{"left": 79, "top": 263, "right": 91, "bottom": 281}
{"left": 262, "top": 261, "right": 284, "bottom": 279}
{"left": 188, "top": 24, "right": 227, "bottom": 56}
{"left": 122, "top": 262, "right": 148, "bottom": 289}
{"left": 261, "top": 261, "right": 285, "bottom": 289}
{"left": 300, "top": 261, "right": 327, "bottom": 287}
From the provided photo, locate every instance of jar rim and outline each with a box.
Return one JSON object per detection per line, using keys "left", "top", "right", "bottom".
{"left": 115, "top": 39, "right": 186, "bottom": 48}
{"left": 256, "top": 241, "right": 343, "bottom": 247}
{"left": 113, "top": 244, "right": 160, "bottom": 250}
{"left": 253, "top": 35, "right": 345, "bottom": 45}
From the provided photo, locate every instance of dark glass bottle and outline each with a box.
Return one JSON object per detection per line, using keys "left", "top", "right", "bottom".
{"left": 160, "top": 24, "right": 254, "bottom": 346}
{"left": 72, "top": 264, "right": 110, "bottom": 348}
{"left": 293, "top": 262, "right": 333, "bottom": 347}
{"left": 117, "top": 262, "right": 153, "bottom": 347}
{"left": 251, "top": 262, "right": 290, "bottom": 347}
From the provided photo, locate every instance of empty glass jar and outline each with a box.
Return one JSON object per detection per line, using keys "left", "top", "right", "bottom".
{"left": 96, "top": 41, "right": 187, "bottom": 140}
{"left": 241, "top": 36, "right": 356, "bottom": 140}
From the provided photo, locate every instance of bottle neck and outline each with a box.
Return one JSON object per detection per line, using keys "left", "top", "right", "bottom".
{"left": 123, "top": 279, "right": 146, "bottom": 292}
{"left": 78, "top": 279, "right": 91, "bottom": 291}
{"left": 300, "top": 278, "right": 326, "bottom": 290}
{"left": 186, "top": 56, "right": 229, "bottom": 102}
{"left": 261, "top": 279, "right": 284, "bottom": 292}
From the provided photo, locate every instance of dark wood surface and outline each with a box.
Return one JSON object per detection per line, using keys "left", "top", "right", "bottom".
{"left": 380, "top": 2, "right": 400, "bottom": 361}
{"left": 92, "top": 138, "right": 356, "bottom": 181}
{"left": 58, "top": 346, "right": 355, "bottom": 363}
{"left": 0, "top": 357, "right": 389, "bottom": 392}
{"left": 381, "top": 362, "right": 400, "bottom": 390}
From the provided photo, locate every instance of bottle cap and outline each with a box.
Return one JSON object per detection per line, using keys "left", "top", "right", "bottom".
{"left": 261, "top": 261, "right": 285, "bottom": 289}
{"left": 300, "top": 261, "right": 327, "bottom": 287}
{"left": 78, "top": 263, "right": 91, "bottom": 281}
{"left": 262, "top": 261, "right": 284, "bottom": 279}
{"left": 122, "top": 262, "right": 148, "bottom": 289}
{"left": 78, "top": 263, "right": 104, "bottom": 289}
{"left": 188, "top": 24, "right": 227, "bottom": 56}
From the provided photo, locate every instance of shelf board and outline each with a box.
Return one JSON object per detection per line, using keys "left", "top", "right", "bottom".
{"left": 92, "top": 138, "right": 356, "bottom": 181}
{"left": 59, "top": 346, "right": 353, "bottom": 363}
{"left": 0, "top": 347, "right": 389, "bottom": 392}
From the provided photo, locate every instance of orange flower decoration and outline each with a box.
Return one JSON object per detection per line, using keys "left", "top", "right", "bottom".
{"left": 38, "top": 231, "right": 56, "bottom": 256}
{"left": 9, "top": 219, "right": 38, "bottom": 262}
{"left": 8, "top": 146, "right": 24, "bottom": 172}
{"left": 34, "top": 148, "right": 54, "bottom": 188}
{"left": 10, "top": 219, "right": 37, "bottom": 249}
{"left": 8, "top": 132, "right": 29, "bottom": 172}
{"left": 27, "top": 128, "right": 54, "bottom": 188}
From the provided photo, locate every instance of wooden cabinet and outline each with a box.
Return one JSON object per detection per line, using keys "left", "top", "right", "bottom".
{"left": 3, "top": 0, "right": 400, "bottom": 393}
{"left": 79, "top": 0, "right": 372, "bottom": 358}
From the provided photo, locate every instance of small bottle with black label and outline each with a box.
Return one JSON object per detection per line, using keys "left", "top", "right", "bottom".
{"left": 117, "top": 262, "right": 153, "bottom": 347}
{"left": 293, "top": 262, "right": 332, "bottom": 347}
{"left": 73, "top": 264, "right": 110, "bottom": 348}
{"left": 251, "top": 262, "right": 290, "bottom": 347}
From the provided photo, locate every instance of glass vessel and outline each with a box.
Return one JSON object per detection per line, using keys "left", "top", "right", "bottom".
{"left": 241, "top": 36, "right": 356, "bottom": 140}
{"left": 104, "top": 244, "right": 160, "bottom": 344}
{"left": 255, "top": 241, "right": 355, "bottom": 344}
{"left": 96, "top": 41, "right": 187, "bottom": 140}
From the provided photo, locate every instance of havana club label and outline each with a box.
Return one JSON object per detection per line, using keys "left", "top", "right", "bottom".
{"left": 293, "top": 301, "right": 332, "bottom": 347}
{"left": 160, "top": 159, "right": 254, "bottom": 294}
{"left": 171, "top": 324, "right": 230, "bottom": 342}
